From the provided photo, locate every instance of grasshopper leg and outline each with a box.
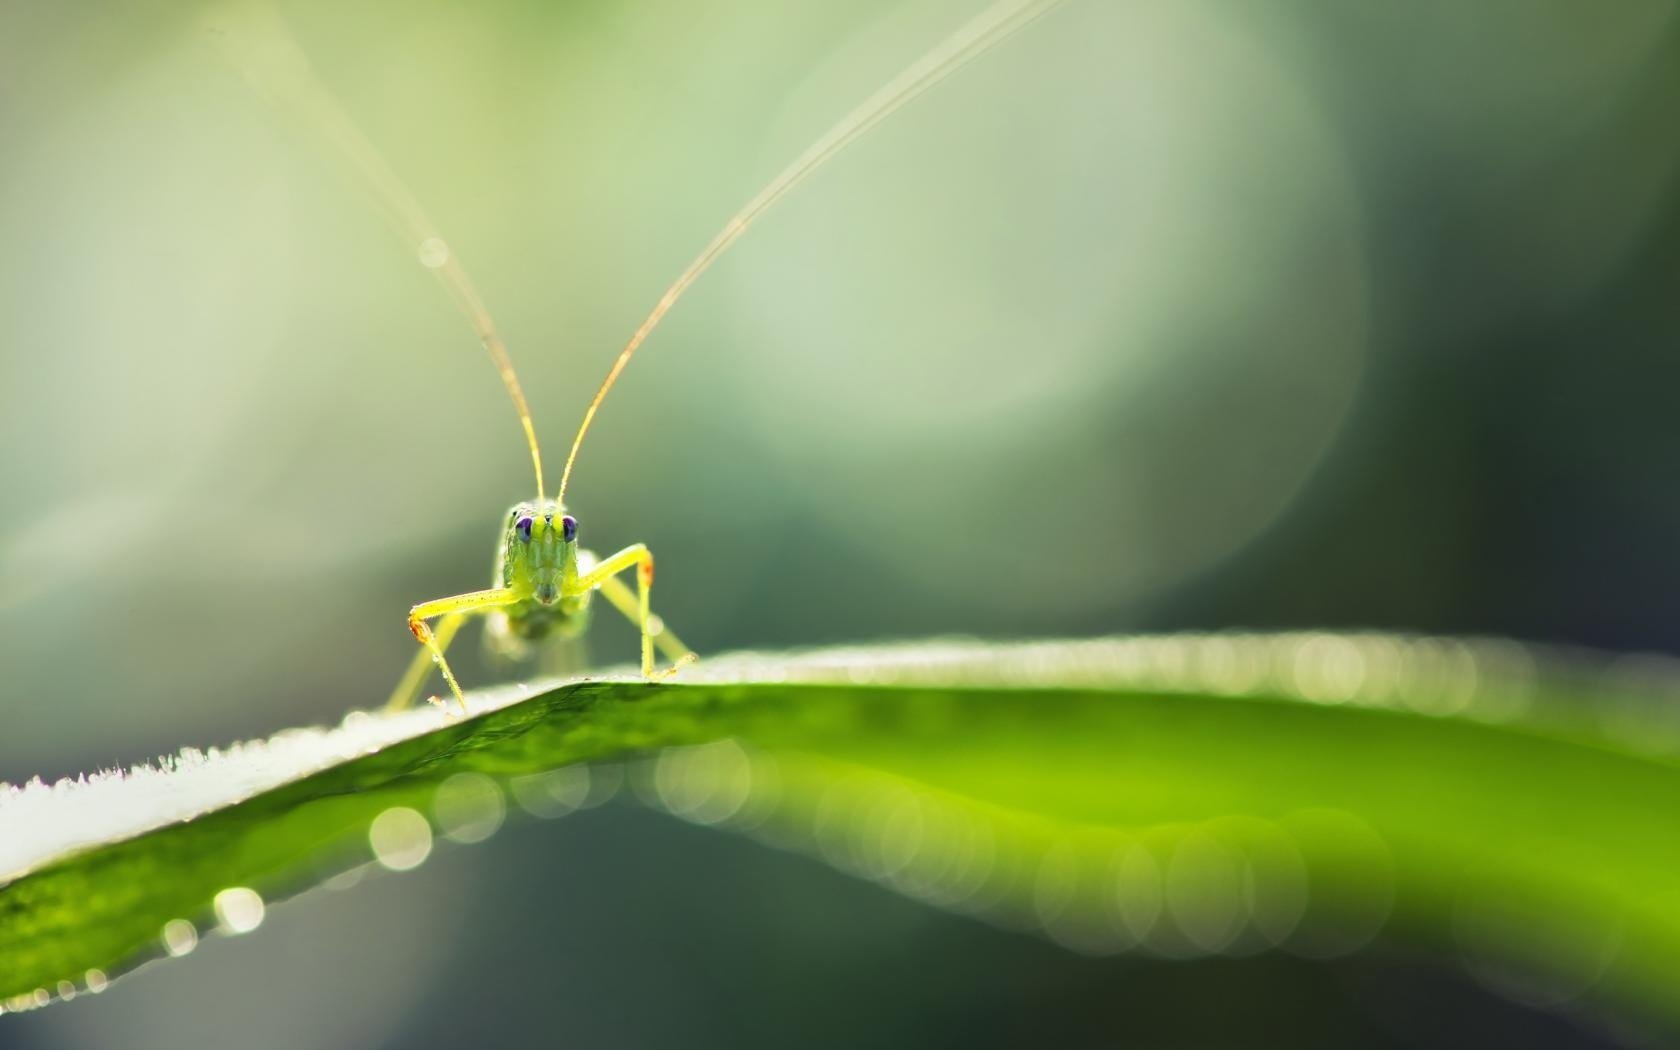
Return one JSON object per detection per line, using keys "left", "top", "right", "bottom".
{"left": 384, "top": 612, "right": 466, "bottom": 713}
{"left": 398, "top": 587, "right": 517, "bottom": 714}
{"left": 571, "top": 544, "right": 695, "bottom": 678}
{"left": 596, "top": 573, "right": 695, "bottom": 671}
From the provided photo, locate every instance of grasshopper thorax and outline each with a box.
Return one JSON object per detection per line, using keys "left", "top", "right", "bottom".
{"left": 500, "top": 499, "right": 578, "bottom": 606}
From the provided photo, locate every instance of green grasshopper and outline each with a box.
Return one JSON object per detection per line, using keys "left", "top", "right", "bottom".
{"left": 222, "top": 0, "right": 1066, "bottom": 713}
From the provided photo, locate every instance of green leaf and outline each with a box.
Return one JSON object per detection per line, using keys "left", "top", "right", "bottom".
{"left": 2, "top": 635, "right": 1677, "bottom": 1030}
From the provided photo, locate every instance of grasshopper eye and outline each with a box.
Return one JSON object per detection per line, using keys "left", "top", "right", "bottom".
{"left": 515, "top": 516, "right": 534, "bottom": 542}
{"left": 561, "top": 515, "right": 577, "bottom": 542}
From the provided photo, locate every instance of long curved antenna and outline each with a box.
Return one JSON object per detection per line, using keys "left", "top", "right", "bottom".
{"left": 209, "top": 3, "right": 546, "bottom": 500}
{"left": 556, "top": 0, "right": 1066, "bottom": 503}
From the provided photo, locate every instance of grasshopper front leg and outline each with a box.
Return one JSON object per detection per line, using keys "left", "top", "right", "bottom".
{"left": 400, "top": 587, "right": 517, "bottom": 713}
{"left": 385, "top": 611, "right": 467, "bottom": 712}
{"left": 596, "top": 573, "right": 695, "bottom": 669}
{"left": 570, "top": 544, "right": 695, "bottom": 678}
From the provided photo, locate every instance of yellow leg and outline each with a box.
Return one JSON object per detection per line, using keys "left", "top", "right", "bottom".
{"left": 597, "top": 574, "right": 696, "bottom": 668}
{"left": 405, "top": 587, "right": 517, "bottom": 714}
{"left": 570, "top": 544, "right": 694, "bottom": 678}
{"left": 384, "top": 612, "right": 466, "bottom": 712}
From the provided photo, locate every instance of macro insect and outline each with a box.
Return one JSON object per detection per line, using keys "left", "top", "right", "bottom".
{"left": 223, "top": 0, "right": 1066, "bottom": 713}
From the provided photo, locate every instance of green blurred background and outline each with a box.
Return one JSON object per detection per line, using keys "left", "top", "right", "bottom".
{"left": 2, "top": 0, "right": 1678, "bottom": 1045}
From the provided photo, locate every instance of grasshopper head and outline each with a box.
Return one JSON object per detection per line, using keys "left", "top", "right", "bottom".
{"left": 502, "top": 500, "right": 578, "bottom": 605}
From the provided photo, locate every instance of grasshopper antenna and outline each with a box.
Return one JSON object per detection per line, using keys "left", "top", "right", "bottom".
{"left": 555, "top": 0, "right": 1066, "bottom": 503}
{"left": 209, "top": 2, "right": 547, "bottom": 500}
